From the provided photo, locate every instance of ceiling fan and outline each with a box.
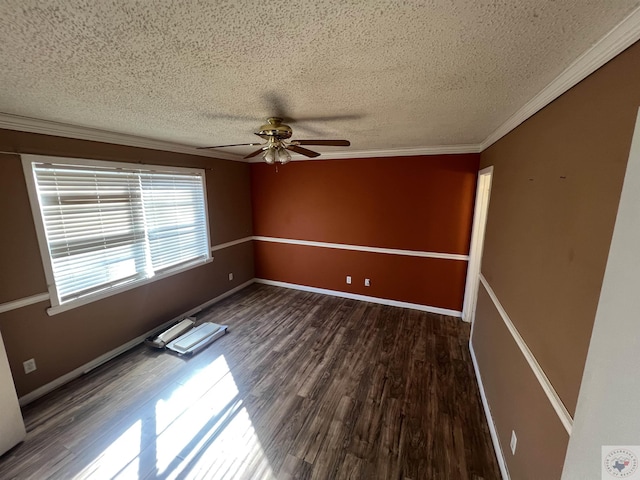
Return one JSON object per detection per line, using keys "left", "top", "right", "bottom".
{"left": 198, "top": 117, "right": 351, "bottom": 164}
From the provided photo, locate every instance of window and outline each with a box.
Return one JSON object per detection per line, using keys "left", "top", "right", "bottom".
{"left": 22, "top": 155, "right": 211, "bottom": 314}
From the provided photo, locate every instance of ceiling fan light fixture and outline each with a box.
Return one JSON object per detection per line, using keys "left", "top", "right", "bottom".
{"left": 277, "top": 146, "right": 291, "bottom": 164}
{"left": 264, "top": 147, "right": 276, "bottom": 164}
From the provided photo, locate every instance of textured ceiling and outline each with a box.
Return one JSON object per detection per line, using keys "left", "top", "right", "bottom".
{"left": 0, "top": 0, "right": 639, "bottom": 159}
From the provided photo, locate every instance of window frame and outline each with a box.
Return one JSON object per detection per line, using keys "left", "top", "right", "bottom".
{"left": 21, "top": 154, "right": 212, "bottom": 316}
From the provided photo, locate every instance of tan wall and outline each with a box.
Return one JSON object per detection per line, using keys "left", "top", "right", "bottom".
{"left": 0, "top": 130, "right": 254, "bottom": 397}
{"left": 473, "top": 286, "right": 569, "bottom": 479}
{"left": 473, "top": 41, "right": 640, "bottom": 475}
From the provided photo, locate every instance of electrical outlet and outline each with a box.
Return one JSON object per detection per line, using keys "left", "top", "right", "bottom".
{"left": 23, "top": 358, "right": 37, "bottom": 374}
{"left": 228, "top": 272, "right": 234, "bottom": 281}
{"left": 365, "top": 278, "right": 371, "bottom": 287}
{"left": 510, "top": 430, "right": 517, "bottom": 455}
{"left": 346, "top": 275, "right": 352, "bottom": 284}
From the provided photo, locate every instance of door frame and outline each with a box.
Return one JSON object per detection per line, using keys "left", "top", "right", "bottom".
{"left": 462, "top": 166, "right": 493, "bottom": 323}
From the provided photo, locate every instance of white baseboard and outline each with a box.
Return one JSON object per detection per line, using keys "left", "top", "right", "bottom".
{"left": 254, "top": 278, "right": 462, "bottom": 317}
{"left": 18, "top": 279, "right": 254, "bottom": 406}
{"left": 469, "top": 341, "right": 510, "bottom": 480}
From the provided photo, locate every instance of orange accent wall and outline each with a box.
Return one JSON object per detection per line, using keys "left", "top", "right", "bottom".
{"left": 251, "top": 154, "right": 480, "bottom": 311}
{"left": 254, "top": 242, "right": 468, "bottom": 310}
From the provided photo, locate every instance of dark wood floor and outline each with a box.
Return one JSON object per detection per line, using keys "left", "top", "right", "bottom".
{"left": 0, "top": 284, "right": 500, "bottom": 480}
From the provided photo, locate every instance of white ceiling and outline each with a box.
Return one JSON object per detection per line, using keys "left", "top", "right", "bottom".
{"left": 1, "top": 1, "right": 639, "bottom": 161}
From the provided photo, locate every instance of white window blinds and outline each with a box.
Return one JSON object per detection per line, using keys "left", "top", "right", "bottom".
{"left": 28, "top": 159, "right": 210, "bottom": 307}
{"left": 139, "top": 172, "right": 208, "bottom": 273}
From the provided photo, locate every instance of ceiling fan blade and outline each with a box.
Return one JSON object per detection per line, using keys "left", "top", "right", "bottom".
{"left": 291, "top": 140, "right": 351, "bottom": 147}
{"left": 291, "top": 114, "right": 363, "bottom": 122}
{"left": 243, "top": 148, "right": 266, "bottom": 159}
{"left": 287, "top": 145, "right": 321, "bottom": 158}
{"left": 197, "top": 142, "right": 262, "bottom": 150}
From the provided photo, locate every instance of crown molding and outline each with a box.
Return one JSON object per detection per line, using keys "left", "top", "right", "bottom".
{"left": 0, "top": 112, "right": 480, "bottom": 162}
{"left": 246, "top": 144, "right": 482, "bottom": 162}
{"left": 0, "top": 112, "right": 241, "bottom": 161}
{"left": 480, "top": 5, "right": 640, "bottom": 151}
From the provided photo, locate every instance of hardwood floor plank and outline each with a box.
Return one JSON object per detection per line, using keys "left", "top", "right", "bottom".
{"left": 0, "top": 441, "right": 75, "bottom": 480}
{"left": 277, "top": 454, "right": 313, "bottom": 480}
{"left": 335, "top": 453, "right": 363, "bottom": 480}
{"left": 0, "top": 284, "right": 500, "bottom": 479}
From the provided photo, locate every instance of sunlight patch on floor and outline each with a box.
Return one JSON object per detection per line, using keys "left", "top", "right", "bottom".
{"left": 155, "top": 355, "right": 233, "bottom": 435}
{"left": 168, "top": 402, "right": 276, "bottom": 480}
{"left": 72, "top": 420, "right": 141, "bottom": 480}
{"left": 155, "top": 355, "right": 276, "bottom": 479}
{"left": 73, "top": 354, "right": 275, "bottom": 479}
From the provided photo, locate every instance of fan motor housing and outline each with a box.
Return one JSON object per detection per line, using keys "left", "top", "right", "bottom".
{"left": 257, "top": 117, "right": 292, "bottom": 140}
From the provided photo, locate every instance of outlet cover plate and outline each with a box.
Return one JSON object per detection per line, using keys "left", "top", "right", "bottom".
{"left": 23, "top": 358, "right": 37, "bottom": 374}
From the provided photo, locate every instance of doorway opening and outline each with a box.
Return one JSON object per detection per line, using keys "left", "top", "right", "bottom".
{"left": 462, "top": 166, "right": 493, "bottom": 323}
